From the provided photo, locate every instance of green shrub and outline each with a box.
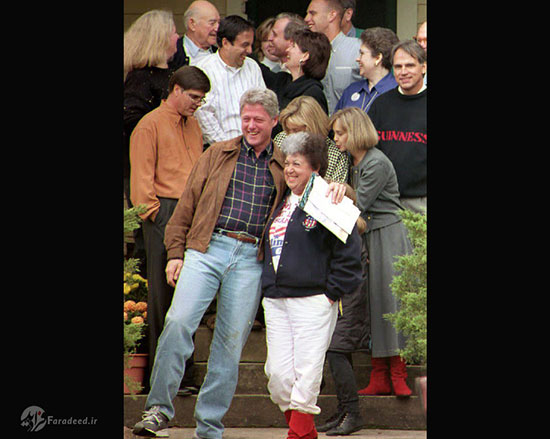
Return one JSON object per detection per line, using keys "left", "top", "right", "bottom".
{"left": 384, "top": 209, "right": 427, "bottom": 365}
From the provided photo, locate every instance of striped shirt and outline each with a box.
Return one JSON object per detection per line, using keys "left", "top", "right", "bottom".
{"left": 194, "top": 52, "right": 266, "bottom": 144}
{"left": 215, "top": 138, "right": 276, "bottom": 238}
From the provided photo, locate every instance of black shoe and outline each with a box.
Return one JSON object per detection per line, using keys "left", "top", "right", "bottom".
{"left": 177, "top": 385, "right": 199, "bottom": 397}
{"left": 316, "top": 411, "right": 344, "bottom": 432}
{"left": 326, "top": 411, "right": 364, "bottom": 436}
{"left": 133, "top": 406, "right": 169, "bottom": 437}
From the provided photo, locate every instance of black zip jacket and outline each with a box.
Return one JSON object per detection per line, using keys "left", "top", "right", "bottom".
{"left": 261, "top": 196, "right": 363, "bottom": 302}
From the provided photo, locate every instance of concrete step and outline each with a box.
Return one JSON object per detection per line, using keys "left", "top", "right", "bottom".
{"left": 194, "top": 326, "right": 267, "bottom": 363}
{"left": 124, "top": 426, "right": 428, "bottom": 439}
{"left": 191, "top": 361, "right": 426, "bottom": 396}
{"left": 124, "top": 325, "right": 426, "bottom": 431}
{"left": 124, "top": 394, "right": 426, "bottom": 430}
{"left": 192, "top": 326, "right": 425, "bottom": 395}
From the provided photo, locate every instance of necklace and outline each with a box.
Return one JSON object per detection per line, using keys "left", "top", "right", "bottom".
{"left": 351, "top": 88, "right": 378, "bottom": 112}
{"left": 360, "top": 89, "right": 378, "bottom": 112}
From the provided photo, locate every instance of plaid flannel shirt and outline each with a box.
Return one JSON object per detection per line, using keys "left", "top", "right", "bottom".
{"left": 215, "top": 138, "right": 276, "bottom": 238}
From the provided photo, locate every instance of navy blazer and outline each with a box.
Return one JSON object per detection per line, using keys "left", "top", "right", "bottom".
{"left": 262, "top": 195, "right": 363, "bottom": 302}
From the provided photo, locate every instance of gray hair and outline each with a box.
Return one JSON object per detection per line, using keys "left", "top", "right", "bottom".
{"left": 183, "top": 3, "right": 200, "bottom": 31}
{"left": 279, "top": 132, "right": 328, "bottom": 177}
{"left": 239, "top": 87, "right": 279, "bottom": 119}
{"left": 391, "top": 39, "right": 427, "bottom": 64}
{"left": 272, "top": 12, "right": 307, "bottom": 40}
{"left": 183, "top": 1, "right": 219, "bottom": 32}
{"left": 279, "top": 132, "right": 309, "bottom": 156}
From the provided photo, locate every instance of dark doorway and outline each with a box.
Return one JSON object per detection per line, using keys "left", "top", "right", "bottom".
{"left": 245, "top": 0, "right": 396, "bottom": 33}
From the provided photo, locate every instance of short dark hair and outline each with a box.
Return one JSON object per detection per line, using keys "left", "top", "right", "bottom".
{"left": 280, "top": 132, "right": 328, "bottom": 178}
{"left": 216, "top": 15, "right": 254, "bottom": 47}
{"left": 360, "top": 27, "right": 400, "bottom": 70}
{"left": 168, "top": 65, "right": 211, "bottom": 93}
{"left": 340, "top": 0, "right": 356, "bottom": 10}
{"left": 325, "top": 0, "right": 345, "bottom": 19}
{"left": 293, "top": 29, "right": 331, "bottom": 81}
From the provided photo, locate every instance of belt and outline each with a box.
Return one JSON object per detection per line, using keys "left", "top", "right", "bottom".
{"left": 216, "top": 229, "right": 259, "bottom": 245}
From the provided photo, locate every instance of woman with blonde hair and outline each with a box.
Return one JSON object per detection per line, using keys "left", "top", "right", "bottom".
{"left": 274, "top": 96, "right": 349, "bottom": 183}
{"left": 124, "top": 10, "right": 180, "bottom": 132}
{"left": 329, "top": 107, "right": 413, "bottom": 402}
{"left": 124, "top": 10, "right": 180, "bottom": 201}
{"left": 253, "top": 17, "right": 282, "bottom": 72}
{"left": 123, "top": 10, "right": 191, "bottom": 394}
{"left": 124, "top": 9, "right": 179, "bottom": 79}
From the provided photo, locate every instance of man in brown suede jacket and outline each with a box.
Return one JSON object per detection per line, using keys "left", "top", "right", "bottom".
{"left": 133, "top": 85, "right": 347, "bottom": 439}
{"left": 133, "top": 87, "right": 285, "bottom": 438}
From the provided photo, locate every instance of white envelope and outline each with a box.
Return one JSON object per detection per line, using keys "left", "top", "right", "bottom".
{"left": 298, "top": 174, "right": 360, "bottom": 243}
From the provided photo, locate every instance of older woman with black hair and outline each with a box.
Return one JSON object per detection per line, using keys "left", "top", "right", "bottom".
{"left": 262, "top": 132, "right": 363, "bottom": 439}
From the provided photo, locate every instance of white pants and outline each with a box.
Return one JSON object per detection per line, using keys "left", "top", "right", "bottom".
{"left": 263, "top": 295, "right": 338, "bottom": 415}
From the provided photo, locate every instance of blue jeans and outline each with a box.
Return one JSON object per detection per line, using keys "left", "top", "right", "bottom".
{"left": 145, "top": 233, "right": 263, "bottom": 438}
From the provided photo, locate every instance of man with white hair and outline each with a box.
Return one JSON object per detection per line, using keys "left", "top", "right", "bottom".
{"left": 169, "top": 0, "right": 220, "bottom": 68}
{"left": 133, "top": 88, "right": 286, "bottom": 438}
{"left": 133, "top": 87, "right": 348, "bottom": 438}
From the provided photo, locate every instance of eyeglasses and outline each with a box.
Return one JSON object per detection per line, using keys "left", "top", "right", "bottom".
{"left": 413, "top": 36, "right": 427, "bottom": 45}
{"left": 183, "top": 91, "right": 206, "bottom": 105}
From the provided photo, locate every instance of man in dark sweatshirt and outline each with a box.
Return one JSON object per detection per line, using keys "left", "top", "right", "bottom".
{"left": 368, "top": 40, "right": 427, "bottom": 214}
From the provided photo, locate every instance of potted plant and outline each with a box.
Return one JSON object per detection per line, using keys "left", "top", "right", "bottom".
{"left": 384, "top": 209, "right": 426, "bottom": 414}
{"left": 124, "top": 318, "right": 146, "bottom": 395}
{"left": 124, "top": 205, "right": 148, "bottom": 395}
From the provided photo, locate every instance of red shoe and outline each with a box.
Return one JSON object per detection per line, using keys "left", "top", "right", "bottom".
{"left": 389, "top": 355, "right": 412, "bottom": 397}
{"left": 284, "top": 410, "right": 292, "bottom": 426}
{"left": 358, "top": 357, "right": 391, "bottom": 395}
{"left": 287, "top": 411, "right": 317, "bottom": 439}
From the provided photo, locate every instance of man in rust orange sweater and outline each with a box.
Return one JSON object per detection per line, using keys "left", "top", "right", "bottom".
{"left": 129, "top": 65, "right": 210, "bottom": 390}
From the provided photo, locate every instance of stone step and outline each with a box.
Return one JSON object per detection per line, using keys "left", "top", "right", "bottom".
{"left": 192, "top": 326, "right": 425, "bottom": 395}
{"left": 126, "top": 325, "right": 426, "bottom": 431}
{"left": 124, "top": 394, "right": 426, "bottom": 430}
{"left": 191, "top": 361, "right": 426, "bottom": 396}
{"left": 194, "top": 326, "right": 267, "bottom": 363}
{"left": 194, "top": 326, "right": 421, "bottom": 367}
